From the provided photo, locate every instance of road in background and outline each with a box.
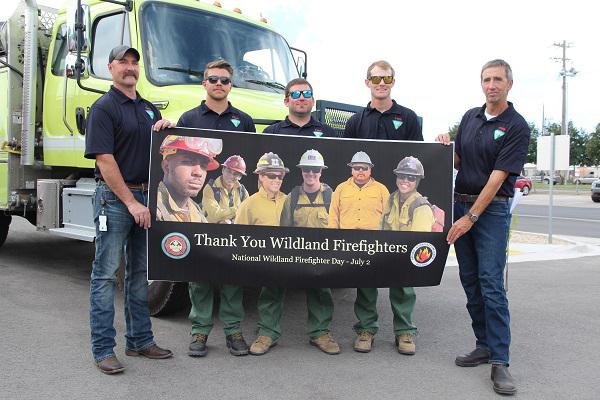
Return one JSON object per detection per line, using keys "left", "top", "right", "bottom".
{"left": 1, "top": 216, "right": 599, "bottom": 399}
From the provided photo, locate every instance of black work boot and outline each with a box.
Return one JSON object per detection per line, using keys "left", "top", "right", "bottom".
{"left": 455, "top": 347, "right": 490, "bottom": 367}
{"left": 226, "top": 332, "right": 249, "bottom": 356}
{"left": 491, "top": 364, "right": 517, "bottom": 395}
{"left": 188, "top": 333, "right": 208, "bottom": 357}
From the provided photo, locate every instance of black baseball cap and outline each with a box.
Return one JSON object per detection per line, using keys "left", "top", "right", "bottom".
{"left": 108, "top": 45, "right": 140, "bottom": 63}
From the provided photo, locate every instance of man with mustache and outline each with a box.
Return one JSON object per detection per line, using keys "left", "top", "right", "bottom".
{"left": 177, "top": 59, "right": 255, "bottom": 358}
{"left": 156, "top": 135, "right": 222, "bottom": 223}
{"left": 85, "top": 45, "right": 174, "bottom": 374}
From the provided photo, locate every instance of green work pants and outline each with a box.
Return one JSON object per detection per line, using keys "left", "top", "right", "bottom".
{"left": 353, "top": 287, "right": 417, "bottom": 336}
{"left": 188, "top": 282, "right": 244, "bottom": 336}
{"left": 257, "top": 287, "right": 334, "bottom": 341}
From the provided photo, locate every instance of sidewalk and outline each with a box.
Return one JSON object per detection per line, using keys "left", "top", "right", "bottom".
{"left": 445, "top": 230, "right": 600, "bottom": 267}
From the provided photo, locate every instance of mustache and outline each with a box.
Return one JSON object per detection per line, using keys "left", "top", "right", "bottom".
{"left": 122, "top": 72, "right": 138, "bottom": 78}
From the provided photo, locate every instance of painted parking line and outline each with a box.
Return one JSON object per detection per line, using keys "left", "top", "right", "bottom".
{"left": 517, "top": 214, "right": 600, "bottom": 223}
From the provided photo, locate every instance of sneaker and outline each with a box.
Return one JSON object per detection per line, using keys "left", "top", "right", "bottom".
{"left": 309, "top": 333, "right": 341, "bottom": 355}
{"left": 353, "top": 331, "right": 374, "bottom": 353}
{"left": 188, "top": 333, "right": 208, "bottom": 357}
{"left": 249, "top": 335, "right": 276, "bottom": 356}
{"left": 226, "top": 332, "right": 249, "bottom": 356}
{"left": 395, "top": 333, "right": 416, "bottom": 355}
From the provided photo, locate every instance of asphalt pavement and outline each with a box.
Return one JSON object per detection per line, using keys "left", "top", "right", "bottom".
{"left": 1, "top": 216, "right": 599, "bottom": 399}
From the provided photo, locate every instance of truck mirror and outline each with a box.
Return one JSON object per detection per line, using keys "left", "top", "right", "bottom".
{"left": 66, "top": 2, "right": 91, "bottom": 53}
{"left": 290, "top": 47, "right": 307, "bottom": 78}
{"left": 65, "top": 53, "right": 89, "bottom": 80}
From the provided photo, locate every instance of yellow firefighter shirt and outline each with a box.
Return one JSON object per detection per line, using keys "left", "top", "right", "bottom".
{"left": 380, "top": 190, "right": 435, "bottom": 232}
{"left": 156, "top": 181, "right": 207, "bottom": 223}
{"left": 202, "top": 176, "right": 249, "bottom": 223}
{"left": 279, "top": 184, "right": 330, "bottom": 228}
{"left": 328, "top": 177, "right": 389, "bottom": 230}
{"left": 235, "top": 186, "right": 286, "bottom": 226}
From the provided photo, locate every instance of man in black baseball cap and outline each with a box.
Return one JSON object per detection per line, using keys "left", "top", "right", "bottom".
{"left": 108, "top": 45, "right": 140, "bottom": 64}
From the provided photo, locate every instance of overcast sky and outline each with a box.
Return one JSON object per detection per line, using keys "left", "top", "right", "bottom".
{"left": 4, "top": 0, "right": 599, "bottom": 140}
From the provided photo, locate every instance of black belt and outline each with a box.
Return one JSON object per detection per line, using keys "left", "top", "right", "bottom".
{"left": 454, "top": 193, "right": 509, "bottom": 203}
{"left": 98, "top": 179, "right": 149, "bottom": 192}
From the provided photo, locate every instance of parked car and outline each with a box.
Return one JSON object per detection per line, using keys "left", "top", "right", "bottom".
{"left": 515, "top": 176, "right": 532, "bottom": 195}
{"left": 575, "top": 173, "right": 596, "bottom": 184}
{"left": 591, "top": 180, "right": 600, "bottom": 203}
{"left": 531, "top": 173, "right": 562, "bottom": 185}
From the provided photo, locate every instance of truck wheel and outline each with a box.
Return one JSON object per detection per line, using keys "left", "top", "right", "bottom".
{"left": 522, "top": 186, "right": 530, "bottom": 196}
{"left": 592, "top": 196, "right": 600, "bottom": 203}
{"left": 148, "top": 281, "right": 190, "bottom": 316}
{"left": 0, "top": 214, "right": 12, "bottom": 248}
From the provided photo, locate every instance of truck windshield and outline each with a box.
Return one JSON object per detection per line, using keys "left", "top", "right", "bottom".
{"left": 140, "top": 3, "right": 298, "bottom": 92}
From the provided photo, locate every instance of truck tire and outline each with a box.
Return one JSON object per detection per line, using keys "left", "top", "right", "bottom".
{"left": 148, "top": 281, "right": 190, "bottom": 316}
{"left": 0, "top": 214, "right": 12, "bottom": 248}
{"left": 592, "top": 195, "right": 600, "bottom": 203}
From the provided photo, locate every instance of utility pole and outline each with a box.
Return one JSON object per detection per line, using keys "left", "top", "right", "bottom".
{"left": 550, "top": 40, "right": 577, "bottom": 244}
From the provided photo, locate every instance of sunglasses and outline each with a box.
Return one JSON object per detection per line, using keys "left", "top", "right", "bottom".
{"left": 301, "top": 167, "right": 321, "bottom": 174}
{"left": 396, "top": 174, "right": 418, "bottom": 182}
{"left": 289, "top": 90, "right": 313, "bottom": 99}
{"left": 369, "top": 75, "right": 393, "bottom": 84}
{"left": 352, "top": 166, "right": 370, "bottom": 171}
{"left": 206, "top": 75, "right": 231, "bottom": 85}
{"left": 264, "top": 173, "right": 284, "bottom": 180}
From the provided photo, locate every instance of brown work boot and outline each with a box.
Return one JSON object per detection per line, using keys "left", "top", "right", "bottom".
{"left": 395, "top": 333, "right": 416, "bottom": 355}
{"left": 125, "top": 343, "right": 173, "bottom": 359}
{"left": 96, "top": 356, "right": 125, "bottom": 375}
{"left": 491, "top": 364, "right": 517, "bottom": 395}
{"left": 353, "top": 331, "right": 375, "bottom": 353}
{"left": 309, "top": 333, "right": 341, "bottom": 355}
{"left": 249, "top": 335, "right": 276, "bottom": 356}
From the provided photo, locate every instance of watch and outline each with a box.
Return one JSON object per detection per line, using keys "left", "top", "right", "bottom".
{"left": 466, "top": 211, "right": 478, "bottom": 223}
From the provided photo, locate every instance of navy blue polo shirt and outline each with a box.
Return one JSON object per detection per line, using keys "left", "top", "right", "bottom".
{"left": 177, "top": 101, "right": 256, "bottom": 132}
{"left": 455, "top": 102, "right": 531, "bottom": 197}
{"left": 263, "top": 116, "right": 336, "bottom": 137}
{"left": 84, "top": 86, "right": 161, "bottom": 183}
{"left": 343, "top": 100, "right": 422, "bottom": 141}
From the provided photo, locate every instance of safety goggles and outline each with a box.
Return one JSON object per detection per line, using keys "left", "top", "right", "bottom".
{"left": 368, "top": 75, "right": 393, "bottom": 84}
{"left": 352, "top": 165, "right": 370, "bottom": 171}
{"left": 396, "top": 174, "right": 418, "bottom": 182}
{"left": 264, "top": 173, "right": 284, "bottom": 180}
{"left": 301, "top": 167, "right": 322, "bottom": 174}
{"left": 206, "top": 75, "right": 231, "bottom": 85}
{"left": 289, "top": 90, "right": 313, "bottom": 99}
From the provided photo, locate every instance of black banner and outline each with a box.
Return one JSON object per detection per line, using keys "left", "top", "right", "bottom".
{"left": 147, "top": 128, "right": 454, "bottom": 288}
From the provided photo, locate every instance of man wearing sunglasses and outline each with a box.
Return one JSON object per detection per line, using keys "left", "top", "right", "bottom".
{"left": 263, "top": 78, "right": 336, "bottom": 138}
{"left": 177, "top": 59, "right": 255, "bottom": 359}
{"left": 177, "top": 59, "right": 255, "bottom": 133}
{"left": 156, "top": 135, "right": 222, "bottom": 223}
{"left": 202, "top": 155, "right": 249, "bottom": 225}
{"left": 251, "top": 149, "right": 340, "bottom": 355}
{"left": 344, "top": 60, "right": 422, "bottom": 141}
{"left": 437, "top": 59, "right": 530, "bottom": 396}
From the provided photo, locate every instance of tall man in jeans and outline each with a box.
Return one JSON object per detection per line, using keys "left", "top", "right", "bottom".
{"left": 438, "top": 59, "right": 530, "bottom": 395}
{"left": 85, "top": 45, "right": 174, "bottom": 374}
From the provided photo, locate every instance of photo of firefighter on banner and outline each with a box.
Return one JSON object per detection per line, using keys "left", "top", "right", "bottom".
{"left": 147, "top": 128, "right": 454, "bottom": 288}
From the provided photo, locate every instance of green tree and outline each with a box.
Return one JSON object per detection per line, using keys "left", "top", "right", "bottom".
{"left": 526, "top": 122, "right": 539, "bottom": 164}
{"left": 448, "top": 122, "right": 459, "bottom": 141}
{"left": 586, "top": 123, "right": 600, "bottom": 166}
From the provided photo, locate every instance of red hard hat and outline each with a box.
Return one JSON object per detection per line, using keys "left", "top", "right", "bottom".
{"left": 223, "top": 155, "right": 247, "bottom": 175}
{"left": 160, "top": 135, "right": 222, "bottom": 171}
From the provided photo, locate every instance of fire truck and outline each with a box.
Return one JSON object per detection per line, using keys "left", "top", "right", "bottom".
{"left": 0, "top": 0, "right": 355, "bottom": 314}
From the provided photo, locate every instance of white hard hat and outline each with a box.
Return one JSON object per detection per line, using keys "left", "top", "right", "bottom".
{"left": 297, "top": 149, "right": 327, "bottom": 169}
{"left": 347, "top": 151, "right": 373, "bottom": 167}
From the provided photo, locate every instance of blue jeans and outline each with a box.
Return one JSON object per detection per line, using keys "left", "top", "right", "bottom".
{"left": 454, "top": 199, "right": 511, "bottom": 365}
{"left": 90, "top": 183, "right": 154, "bottom": 362}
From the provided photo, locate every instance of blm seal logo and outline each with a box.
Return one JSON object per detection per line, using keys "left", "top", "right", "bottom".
{"left": 410, "top": 242, "right": 436, "bottom": 268}
{"left": 162, "top": 232, "right": 190, "bottom": 259}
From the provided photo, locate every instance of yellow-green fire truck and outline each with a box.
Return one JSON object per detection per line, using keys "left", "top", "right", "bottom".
{"left": 0, "top": 0, "right": 320, "bottom": 313}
